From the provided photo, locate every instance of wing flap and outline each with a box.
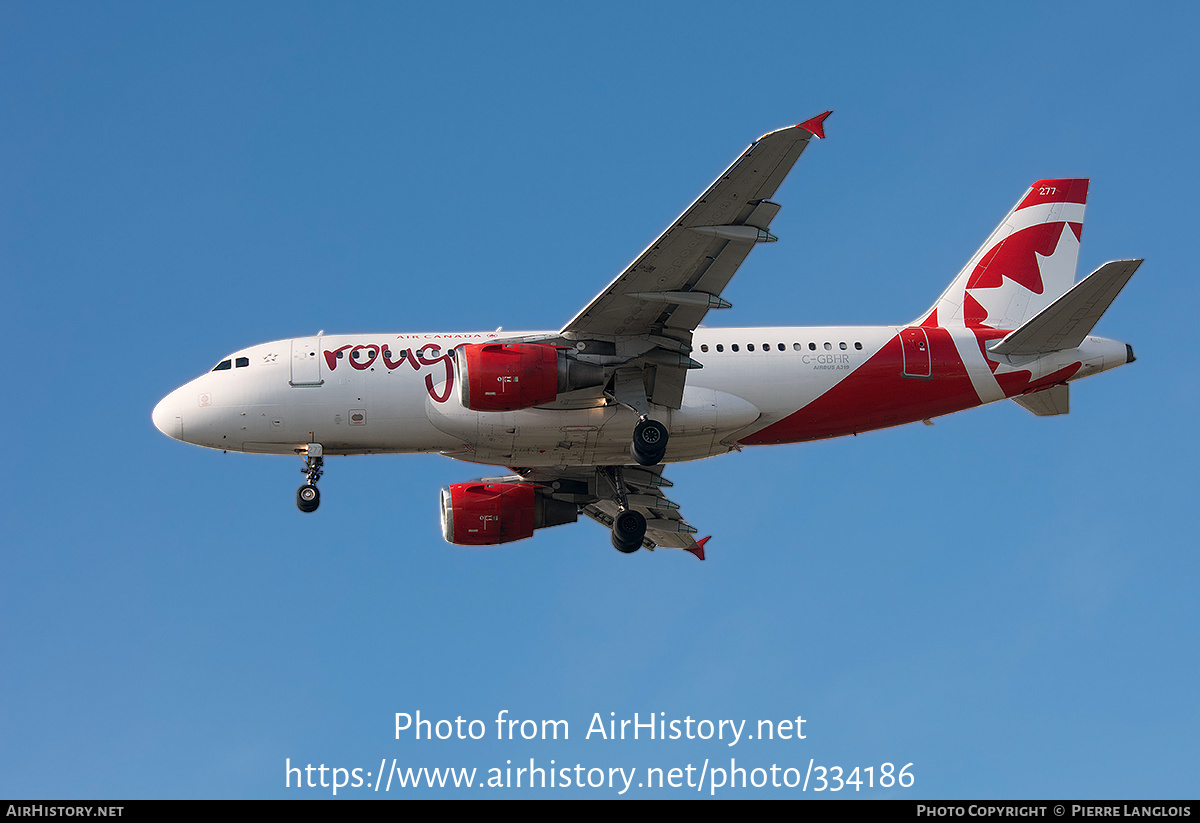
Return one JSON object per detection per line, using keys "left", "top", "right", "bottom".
{"left": 658, "top": 237, "right": 757, "bottom": 334}
{"left": 562, "top": 116, "right": 829, "bottom": 341}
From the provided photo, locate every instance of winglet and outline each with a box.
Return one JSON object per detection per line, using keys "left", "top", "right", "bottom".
{"left": 685, "top": 536, "right": 711, "bottom": 561}
{"left": 797, "top": 111, "right": 832, "bottom": 139}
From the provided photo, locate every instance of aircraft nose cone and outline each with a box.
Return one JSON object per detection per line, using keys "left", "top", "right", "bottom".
{"left": 152, "top": 392, "right": 183, "bottom": 440}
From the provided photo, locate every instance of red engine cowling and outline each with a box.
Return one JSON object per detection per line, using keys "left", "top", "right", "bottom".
{"left": 455, "top": 343, "right": 603, "bottom": 412}
{"left": 456, "top": 343, "right": 558, "bottom": 411}
{"left": 439, "top": 481, "right": 578, "bottom": 546}
{"left": 440, "top": 482, "right": 536, "bottom": 545}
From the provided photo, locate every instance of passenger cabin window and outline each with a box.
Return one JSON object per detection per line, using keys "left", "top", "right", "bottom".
{"left": 211, "top": 359, "right": 232, "bottom": 371}
{"left": 716, "top": 344, "right": 724, "bottom": 352}
{"left": 235, "top": 357, "right": 249, "bottom": 368}
{"left": 700, "top": 344, "right": 709, "bottom": 352}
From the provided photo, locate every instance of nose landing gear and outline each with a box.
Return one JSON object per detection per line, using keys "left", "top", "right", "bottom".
{"left": 296, "top": 444, "right": 323, "bottom": 513}
{"left": 297, "top": 483, "right": 319, "bottom": 512}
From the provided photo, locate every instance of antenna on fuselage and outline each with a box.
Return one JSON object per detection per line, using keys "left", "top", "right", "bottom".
{"left": 317, "top": 330, "right": 325, "bottom": 336}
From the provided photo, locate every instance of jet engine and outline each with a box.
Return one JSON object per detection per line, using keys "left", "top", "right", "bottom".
{"left": 440, "top": 481, "right": 578, "bottom": 546}
{"left": 455, "top": 343, "right": 604, "bottom": 412}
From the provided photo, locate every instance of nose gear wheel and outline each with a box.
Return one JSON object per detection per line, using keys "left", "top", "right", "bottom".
{"left": 296, "top": 449, "right": 324, "bottom": 513}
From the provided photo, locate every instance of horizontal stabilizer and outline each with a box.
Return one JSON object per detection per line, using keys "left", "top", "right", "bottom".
{"left": 1013, "top": 385, "right": 1069, "bottom": 416}
{"left": 989, "top": 259, "right": 1142, "bottom": 357}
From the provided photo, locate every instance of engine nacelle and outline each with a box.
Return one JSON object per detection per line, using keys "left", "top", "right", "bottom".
{"left": 440, "top": 482, "right": 578, "bottom": 546}
{"left": 455, "top": 343, "right": 604, "bottom": 411}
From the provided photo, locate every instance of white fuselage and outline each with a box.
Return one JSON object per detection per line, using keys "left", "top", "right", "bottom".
{"left": 152, "top": 326, "right": 1129, "bottom": 467}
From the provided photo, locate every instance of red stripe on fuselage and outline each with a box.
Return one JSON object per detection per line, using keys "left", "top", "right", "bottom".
{"left": 741, "top": 328, "right": 980, "bottom": 445}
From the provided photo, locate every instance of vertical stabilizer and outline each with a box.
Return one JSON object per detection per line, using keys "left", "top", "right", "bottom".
{"left": 921, "top": 179, "right": 1088, "bottom": 331}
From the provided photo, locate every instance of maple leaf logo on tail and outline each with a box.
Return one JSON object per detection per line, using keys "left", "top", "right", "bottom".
{"left": 921, "top": 179, "right": 1088, "bottom": 332}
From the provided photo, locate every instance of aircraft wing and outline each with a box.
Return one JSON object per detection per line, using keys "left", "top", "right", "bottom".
{"left": 493, "top": 466, "right": 711, "bottom": 559}
{"left": 559, "top": 113, "right": 830, "bottom": 408}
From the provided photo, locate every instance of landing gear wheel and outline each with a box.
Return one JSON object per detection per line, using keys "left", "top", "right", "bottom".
{"left": 611, "top": 509, "right": 646, "bottom": 553}
{"left": 297, "top": 484, "right": 320, "bottom": 513}
{"left": 631, "top": 418, "right": 669, "bottom": 466}
{"left": 296, "top": 448, "right": 324, "bottom": 513}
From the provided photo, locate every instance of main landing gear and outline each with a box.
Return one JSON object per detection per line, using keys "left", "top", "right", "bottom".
{"left": 604, "top": 466, "right": 648, "bottom": 553}
{"left": 612, "top": 509, "right": 647, "bottom": 553}
{"left": 296, "top": 444, "right": 323, "bottom": 513}
{"left": 612, "top": 371, "right": 668, "bottom": 465}
{"left": 630, "top": 417, "right": 668, "bottom": 466}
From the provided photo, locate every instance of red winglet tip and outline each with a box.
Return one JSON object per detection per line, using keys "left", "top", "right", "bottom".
{"left": 686, "top": 536, "right": 711, "bottom": 561}
{"left": 797, "top": 110, "right": 832, "bottom": 139}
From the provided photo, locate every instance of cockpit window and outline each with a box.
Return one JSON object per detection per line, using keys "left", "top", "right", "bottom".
{"left": 211, "top": 359, "right": 232, "bottom": 371}
{"left": 235, "top": 357, "right": 249, "bottom": 368}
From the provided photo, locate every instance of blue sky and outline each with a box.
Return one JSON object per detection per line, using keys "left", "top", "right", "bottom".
{"left": 3, "top": 1, "right": 1197, "bottom": 798}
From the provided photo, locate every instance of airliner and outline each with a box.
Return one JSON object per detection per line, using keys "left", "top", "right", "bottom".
{"left": 152, "top": 112, "right": 1140, "bottom": 559}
